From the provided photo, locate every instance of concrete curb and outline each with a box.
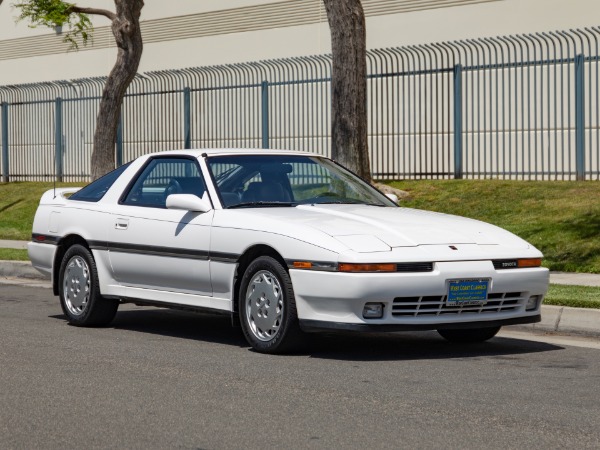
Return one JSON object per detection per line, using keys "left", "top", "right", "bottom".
{"left": 513, "top": 305, "right": 600, "bottom": 337}
{"left": 0, "top": 260, "right": 47, "bottom": 280}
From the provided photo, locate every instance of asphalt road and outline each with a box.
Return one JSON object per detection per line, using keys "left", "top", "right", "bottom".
{"left": 2, "top": 283, "right": 600, "bottom": 449}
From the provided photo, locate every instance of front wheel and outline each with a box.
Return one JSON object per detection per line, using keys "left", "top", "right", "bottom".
{"left": 58, "top": 244, "right": 119, "bottom": 327}
{"left": 437, "top": 326, "right": 501, "bottom": 343}
{"left": 238, "top": 256, "right": 304, "bottom": 353}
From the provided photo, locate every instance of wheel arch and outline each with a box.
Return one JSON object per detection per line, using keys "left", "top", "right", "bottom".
{"left": 53, "top": 234, "right": 91, "bottom": 296}
{"left": 232, "top": 244, "right": 287, "bottom": 317}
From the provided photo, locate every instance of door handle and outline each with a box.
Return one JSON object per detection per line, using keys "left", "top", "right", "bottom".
{"left": 115, "top": 218, "right": 129, "bottom": 230}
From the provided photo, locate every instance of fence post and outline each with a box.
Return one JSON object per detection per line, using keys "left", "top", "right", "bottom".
{"left": 116, "top": 113, "right": 123, "bottom": 167}
{"left": 453, "top": 65, "right": 463, "bottom": 179}
{"left": 1, "top": 102, "right": 8, "bottom": 182}
{"left": 183, "top": 87, "right": 191, "bottom": 149}
{"left": 55, "top": 97, "right": 63, "bottom": 182}
{"left": 575, "top": 54, "right": 585, "bottom": 181}
{"left": 261, "top": 81, "right": 269, "bottom": 149}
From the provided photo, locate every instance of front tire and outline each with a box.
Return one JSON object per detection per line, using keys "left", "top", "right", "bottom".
{"left": 437, "top": 326, "right": 501, "bottom": 343}
{"left": 239, "top": 256, "right": 304, "bottom": 353}
{"left": 58, "top": 244, "right": 118, "bottom": 326}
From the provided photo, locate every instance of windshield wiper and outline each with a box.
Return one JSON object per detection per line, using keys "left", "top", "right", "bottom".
{"left": 227, "top": 201, "right": 296, "bottom": 209}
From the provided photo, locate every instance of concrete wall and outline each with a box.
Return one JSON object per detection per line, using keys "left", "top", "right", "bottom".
{"left": 0, "top": 0, "right": 598, "bottom": 85}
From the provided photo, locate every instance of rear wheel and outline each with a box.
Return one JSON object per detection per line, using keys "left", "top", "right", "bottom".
{"left": 437, "top": 326, "right": 501, "bottom": 343}
{"left": 58, "top": 244, "right": 118, "bottom": 326}
{"left": 239, "top": 256, "right": 304, "bottom": 353}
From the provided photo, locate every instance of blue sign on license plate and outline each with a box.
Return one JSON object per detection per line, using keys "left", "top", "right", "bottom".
{"left": 447, "top": 279, "right": 489, "bottom": 306}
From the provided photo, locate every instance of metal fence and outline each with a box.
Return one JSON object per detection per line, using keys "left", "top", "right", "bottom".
{"left": 1, "top": 27, "right": 599, "bottom": 182}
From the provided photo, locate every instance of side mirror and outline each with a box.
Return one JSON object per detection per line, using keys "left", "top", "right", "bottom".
{"left": 385, "top": 193, "right": 399, "bottom": 204}
{"left": 166, "top": 194, "right": 212, "bottom": 213}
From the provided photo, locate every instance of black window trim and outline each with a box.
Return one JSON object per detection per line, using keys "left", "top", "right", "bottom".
{"left": 118, "top": 155, "right": 213, "bottom": 209}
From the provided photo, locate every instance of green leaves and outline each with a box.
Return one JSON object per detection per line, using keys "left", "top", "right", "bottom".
{"left": 13, "top": 0, "right": 92, "bottom": 49}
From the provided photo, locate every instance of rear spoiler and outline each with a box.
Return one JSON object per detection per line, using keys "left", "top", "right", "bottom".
{"left": 39, "top": 187, "right": 82, "bottom": 205}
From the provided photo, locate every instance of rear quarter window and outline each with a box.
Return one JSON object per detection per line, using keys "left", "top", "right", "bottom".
{"left": 69, "top": 163, "right": 131, "bottom": 202}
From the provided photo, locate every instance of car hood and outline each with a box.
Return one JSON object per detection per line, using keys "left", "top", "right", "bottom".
{"left": 244, "top": 204, "right": 531, "bottom": 251}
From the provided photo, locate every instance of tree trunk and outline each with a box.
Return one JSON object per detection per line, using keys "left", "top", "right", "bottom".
{"left": 90, "top": 0, "right": 143, "bottom": 180}
{"left": 322, "top": 0, "right": 371, "bottom": 182}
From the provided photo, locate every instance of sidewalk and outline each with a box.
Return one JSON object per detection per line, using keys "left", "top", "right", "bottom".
{"left": 548, "top": 272, "right": 600, "bottom": 287}
{"left": 0, "top": 240, "right": 28, "bottom": 249}
{"left": 2, "top": 239, "right": 600, "bottom": 338}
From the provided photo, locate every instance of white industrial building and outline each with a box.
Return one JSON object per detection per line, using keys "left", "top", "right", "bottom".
{"left": 0, "top": 0, "right": 598, "bottom": 85}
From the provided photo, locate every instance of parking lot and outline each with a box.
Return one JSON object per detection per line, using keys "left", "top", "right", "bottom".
{"left": 2, "top": 282, "right": 600, "bottom": 449}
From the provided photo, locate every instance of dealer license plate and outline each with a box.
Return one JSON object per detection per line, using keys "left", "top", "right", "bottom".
{"left": 447, "top": 279, "right": 490, "bottom": 306}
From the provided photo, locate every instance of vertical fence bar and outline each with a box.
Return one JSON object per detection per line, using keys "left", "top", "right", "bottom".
{"left": 1, "top": 102, "right": 8, "bottom": 182}
{"left": 183, "top": 87, "right": 191, "bottom": 149}
{"left": 55, "top": 97, "right": 63, "bottom": 182}
{"left": 116, "top": 112, "right": 123, "bottom": 167}
{"left": 453, "top": 64, "right": 463, "bottom": 179}
{"left": 575, "top": 53, "right": 585, "bottom": 180}
{"left": 261, "top": 80, "right": 269, "bottom": 149}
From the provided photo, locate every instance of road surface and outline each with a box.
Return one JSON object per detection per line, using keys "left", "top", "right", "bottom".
{"left": 1, "top": 283, "right": 599, "bottom": 449}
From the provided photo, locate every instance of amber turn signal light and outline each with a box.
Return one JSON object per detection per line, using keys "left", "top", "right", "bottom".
{"left": 338, "top": 263, "right": 396, "bottom": 272}
{"left": 293, "top": 261, "right": 313, "bottom": 269}
{"left": 517, "top": 258, "right": 542, "bottom": 268}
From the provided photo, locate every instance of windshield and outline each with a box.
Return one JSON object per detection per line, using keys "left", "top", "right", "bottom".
{"left": 206, "top": 154, "right": 395, "bottom": 208}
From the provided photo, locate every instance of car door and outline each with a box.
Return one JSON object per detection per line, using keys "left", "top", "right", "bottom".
{"left": 108, "top": 156, "right": 214, "bottom": 297}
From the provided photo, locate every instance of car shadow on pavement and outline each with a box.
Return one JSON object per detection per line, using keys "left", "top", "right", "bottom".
{"left": 50, "top": 307, "right": 563, "bottom": 361}
{"left": 51, "top": 306, "right": 248, "bottom": 348}
{"left": 306, "top": 331, "right": 563, "bottom": 362}
{"left": 116, "top": 307, "right": 250, "bottom": 347}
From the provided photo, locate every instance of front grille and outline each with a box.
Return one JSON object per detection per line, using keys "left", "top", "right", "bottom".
{"left": 392, "top": 292, "right": 523, "bottom": 317}
{"left": 395, "top": 262, "right": 434, "bottom": 273}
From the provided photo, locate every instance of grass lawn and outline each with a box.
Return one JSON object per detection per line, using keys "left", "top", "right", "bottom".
{"left": 1, "top": 180, "right": 600, "bottom": 273}
{"left": 0, "top": 248, "right": 29, "bottom": 261}
{"left": 545, "top": 285, "right": 600, "bottom": 309}
{"left": 388, "top": 180, "right": 600, "bottom": 273}
{"left": 0, "top": 182, "right": 81, "bottom": 240}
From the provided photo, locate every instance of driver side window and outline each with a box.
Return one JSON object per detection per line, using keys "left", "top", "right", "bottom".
{"left": 122, "top": 157, "right": 206, "bottom": 208}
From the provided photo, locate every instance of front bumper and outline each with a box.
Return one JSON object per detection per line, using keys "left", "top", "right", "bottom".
{"left": 300, "top": 314, "right": 541, "bottom": 333}
{"left": 290, "top": 260, "right": 549, "bottom": 329}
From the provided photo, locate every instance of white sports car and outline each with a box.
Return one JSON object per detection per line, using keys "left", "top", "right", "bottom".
{"left": 29, "top": 149, "right": 548, "bottom": 353}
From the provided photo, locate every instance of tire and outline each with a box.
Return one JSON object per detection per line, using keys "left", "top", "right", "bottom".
{"left": 437, "top": 326, "right": 501, "bottom": 343}
{"left": 238, "top": 256, "right": 304, "bottom": 354}
{"left": 58, "top": 244, "right": 119, "bottom": 327}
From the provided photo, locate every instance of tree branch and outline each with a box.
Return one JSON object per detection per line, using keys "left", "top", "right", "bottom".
{"left": 68, "top": 5, "right": 117, "bottom": 21}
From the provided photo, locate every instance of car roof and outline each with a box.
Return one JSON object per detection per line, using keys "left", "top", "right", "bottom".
{"left": 143, "top": 148, "right": 321, "bottom": 158}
